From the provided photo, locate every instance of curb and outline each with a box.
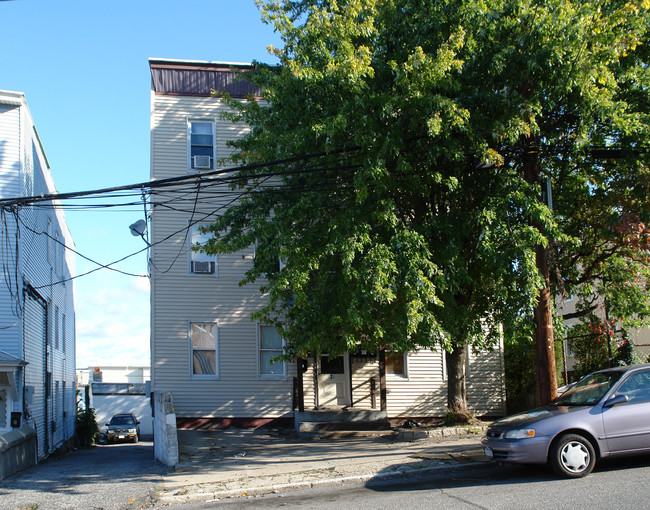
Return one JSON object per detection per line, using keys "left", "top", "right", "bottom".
{"left": 154, "top": 458, "right": 485, "bottom": 506}
{"left": 397, "top": 425, "right": 489, "bottom": 442}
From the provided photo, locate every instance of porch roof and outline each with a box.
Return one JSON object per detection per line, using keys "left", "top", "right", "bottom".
{"left": 0, "top": 350, "right": 27, "bottom": 368}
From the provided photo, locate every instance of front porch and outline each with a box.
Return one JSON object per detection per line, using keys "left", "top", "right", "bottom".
{"left": 294, "top": 408, "right": 391, "bottom": 438}
{"left": 292, "top": 350, "right": 392, "bottom": 414}
{"left": 291, "top": 350, "right": 394, "bottom": 437}
{"left": 290, "top": 344, "right": 506, "bottom": 427}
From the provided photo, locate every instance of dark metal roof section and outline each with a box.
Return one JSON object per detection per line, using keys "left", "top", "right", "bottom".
{"left": 149, "top": 59, "right": 262, "bottom": 98}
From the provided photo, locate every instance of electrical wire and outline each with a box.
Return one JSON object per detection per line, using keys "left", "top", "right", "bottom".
{"left": 15, "top": 212, "right": 147, "bottom": 280}
{"left": 0, "top": 208, "right": 22, "bottom": 319}
{"left": 0, "top": 147, "right": 362, "bottom": 209}
{"left": 0, "top": 148, "right": 363, "bottom": 289}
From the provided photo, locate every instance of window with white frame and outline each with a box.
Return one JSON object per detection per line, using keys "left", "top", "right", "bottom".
{"left": 54, "top": 306, "right": 59, "bottom": 350}
{"left": 57, "top": 234, "right": 64, "bottom": 276}
{"left": 259, "top": 325, "right": 285, "bottom": 377}
{"left": 386, "top": 352, "right": 407, "bottom": 377}
{"left": 190, "top": 322, "right": 218, "bottom": 376}
{"left": 188, "top": 120, "right": 215, "bottom": 170}
{"left": 189, "top": 224, "right": 217, "bottom": 275}
{"left": 53, "top": 231, "right": 59, "bottom": 275}
{"left": 47, "top": 219, "right": 53, "bottom": 266}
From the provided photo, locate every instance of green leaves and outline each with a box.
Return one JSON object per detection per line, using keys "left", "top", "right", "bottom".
{"left": 203, "top": 0, "right": 650, "bottom": 373}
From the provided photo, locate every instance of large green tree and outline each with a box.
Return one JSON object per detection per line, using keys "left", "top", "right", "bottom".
{"left": 203, "top": 0, "right": 650, "bottom": 413}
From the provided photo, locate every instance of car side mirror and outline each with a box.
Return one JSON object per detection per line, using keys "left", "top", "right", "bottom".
{"left": 136, "top": 421, "right": 140, "bottom": 424}
{"left": 604, "top": 394, "right": 629, "bottom": 408}
{"left": 105, "top": 423, "right": 110, "bottom": 426}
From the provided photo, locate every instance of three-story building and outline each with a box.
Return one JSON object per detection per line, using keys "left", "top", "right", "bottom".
{"left": 148, "top": 59, "right": 506, "bottom": 431}
{"left": 0, "top": 90, "right": 76, "bottom": 467}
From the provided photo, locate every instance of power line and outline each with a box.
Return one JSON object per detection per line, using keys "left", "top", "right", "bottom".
{"left": 14, "top": 212, "right": 147, "bottom": 280}
{"left": 0, "top": 148, "right": 361, "bottom": 209}
{"left": 0, "top": 149, "right": 361, "bottom": 289}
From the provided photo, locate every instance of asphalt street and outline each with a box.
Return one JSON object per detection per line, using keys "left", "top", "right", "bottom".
{"left": 181, "top": 455, "right": 650, "bottom": 510}
{"left": 0, "top": 441, "right": 166, "bottom": 510}
{"left": 4, "top": 432, "right": 650, "bottom": 510}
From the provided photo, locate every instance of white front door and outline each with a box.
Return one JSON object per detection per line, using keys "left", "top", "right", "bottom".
{"left": 318, "top": 354, "right": 350, "bottom": 407}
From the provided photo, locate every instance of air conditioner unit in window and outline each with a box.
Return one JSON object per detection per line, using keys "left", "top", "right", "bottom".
{"left": 193, "top": 155, "right": 212, "bottom": 169}
{"left": 192, "top": 261, "right": 215, "bottom": 274}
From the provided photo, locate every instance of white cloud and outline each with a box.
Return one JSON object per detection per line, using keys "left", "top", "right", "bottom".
{"left": 75, "top": 275, "right": 150, "bottom": 368}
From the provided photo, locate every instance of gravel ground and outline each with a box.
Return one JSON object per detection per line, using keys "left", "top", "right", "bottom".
{"left": 0, "top": 441, "right": 167, "bottom": 510}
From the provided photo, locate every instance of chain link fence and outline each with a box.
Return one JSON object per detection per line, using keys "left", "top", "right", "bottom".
{"left": 634, "top": 343, "right": 650, "bottom": 363}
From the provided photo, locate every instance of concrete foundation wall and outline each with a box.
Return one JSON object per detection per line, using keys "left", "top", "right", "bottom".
{"left": 153, "top": 391, "right": 178, "bottom": 467}
{"left": 0, "top": 426, "right": 37, "bottom": 480}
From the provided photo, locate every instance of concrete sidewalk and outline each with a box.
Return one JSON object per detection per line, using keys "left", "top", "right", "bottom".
{"left": 154, "top": 427, "right": 489, "bottom": 506}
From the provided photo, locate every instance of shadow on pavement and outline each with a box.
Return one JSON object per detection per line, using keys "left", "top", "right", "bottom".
{"left": 365, "top": 452, "right": 650, "bottom": 493}
{"left": 173, "top": 428, "right": 405, "bottom": 474}
{"left": 0, "top": 441, "right": 166, "bottom": 497}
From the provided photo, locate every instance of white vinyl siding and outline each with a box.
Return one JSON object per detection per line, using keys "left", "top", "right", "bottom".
{"left": 151, "top": 93, "right": 294, "bottom": 419}
{"left": 23, "top": 291, "right": 48, "bottom": 459}
{"left": 152, "top": 95, "right": 249, "bottom": 181}
{"left": 467, "top": 340, "right": 507, "bottom": 416}
{"left": 1, "top": 94, "right": 76, "bottom": 458}
{"left": 0, "top": 105, "right": 22, "bottom": 353}
{"left": 149, "top": 85, "right": 505, "bottom": 420}
{"left": 0, "top": 105, "right": 21, "bottom": 200}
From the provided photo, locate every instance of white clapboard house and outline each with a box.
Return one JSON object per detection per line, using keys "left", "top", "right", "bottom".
{"left": 148, "top": 59, "right": 505, "bottom": 432}
{"left": 0, "top": 90, "right": 76, "bottom": 463}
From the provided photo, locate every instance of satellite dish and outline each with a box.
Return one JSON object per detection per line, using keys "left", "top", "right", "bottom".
{"left": 129, "top": 219, "right": 147, "bottom": 237}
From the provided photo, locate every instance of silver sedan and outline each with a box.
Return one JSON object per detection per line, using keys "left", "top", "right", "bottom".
{"left": 482, "top": 363, "right": 650, "bottom": 477}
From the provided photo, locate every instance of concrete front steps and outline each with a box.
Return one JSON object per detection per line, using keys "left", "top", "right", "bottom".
{"left": 295, "top": 409, "right": 393, "bottom": 439}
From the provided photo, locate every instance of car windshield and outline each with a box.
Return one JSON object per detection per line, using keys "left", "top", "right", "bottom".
{"left": 109, "top": 415, "right": 135, "bottom": 425}
{"left": 551, "top": 371, "right": 623, "bottom": 406}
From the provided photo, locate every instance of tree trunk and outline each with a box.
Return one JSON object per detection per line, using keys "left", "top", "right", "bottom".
{"left": 523, "top": 135, "right": 558, "bottom": 406}
{"left": 534, "top": 245, "right": 558, "bottom": 405}
{"left": 446, "top": 338, "right": 468, "bottom": 414}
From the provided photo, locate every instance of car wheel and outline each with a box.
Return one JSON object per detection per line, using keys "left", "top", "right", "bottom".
{"left": 550, "top": 433, "right": 596, "bottom": 478}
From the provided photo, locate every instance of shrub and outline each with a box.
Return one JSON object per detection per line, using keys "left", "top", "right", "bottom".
{"left": 443, "top": 405, "right": 476, "bottom": 425}
{"left": 613, "top": 331, "right": 642, "bottom": 366}
{"left": 75, "top": 407, "right": 100, "bottom": 448}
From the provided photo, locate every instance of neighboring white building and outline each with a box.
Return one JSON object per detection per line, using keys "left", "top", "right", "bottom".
{"left": 76, "top": 366, "right": 152, "bottom": 438}
{"left": 148, "top": 59, "right": 505, "bottom": 429}
{"left": 0, "top": 90, "right": 76, "bottom": 460}
{"left": 77, "top": 365, "right": 150, "bottom": 386}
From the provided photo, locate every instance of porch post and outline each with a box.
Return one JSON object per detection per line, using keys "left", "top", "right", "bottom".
{"left": 378, "top": 348, "right": 387, "bottom": 412}
{"left": 296, "top": 357, "right": 305, "bottom": 412}
{"left": 348, "top": 352, "right": 354, "bottom": 408}
{"left": 313, "top": 355, "right": 320, "bottom": 409}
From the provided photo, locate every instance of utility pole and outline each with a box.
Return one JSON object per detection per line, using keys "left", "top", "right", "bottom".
{"left": 523, "top": 136, "right": 558, "bottom": 406}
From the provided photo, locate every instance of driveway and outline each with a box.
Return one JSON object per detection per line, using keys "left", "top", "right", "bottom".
{"left": 0, "top": 441, "right": 167, "bottom": 510}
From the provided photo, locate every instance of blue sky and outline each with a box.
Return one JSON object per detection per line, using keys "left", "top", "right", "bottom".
{"left": 0, "top": 0, "right": 281, "bottom": 368}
